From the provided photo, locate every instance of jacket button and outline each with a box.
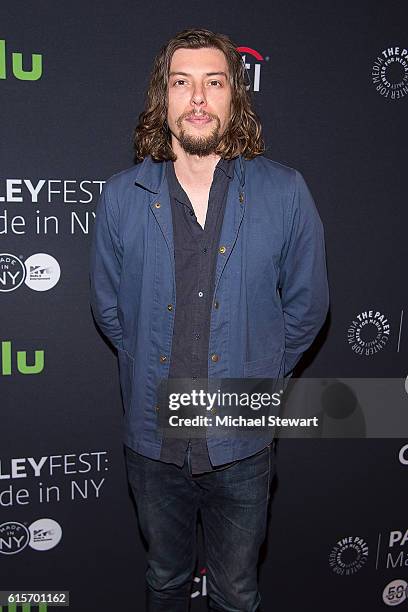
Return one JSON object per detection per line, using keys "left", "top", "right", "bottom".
{"left": 154, "top": 202, "right": 161, "bottom": 208}
{"left": 155, "top": 405, "right": 160, "bottom": 412}
{"left": 211, "top": 353, "right": 219, "bottom": 362}
{"left": 159, "top": 355, "right": 167, "bottom": 363}
{"left": 218, "top": 245, "right": 226, "bottom": 254}
{"left": 167, "top": 304, "right": 173, "bottom": 311}
{"left": 214, "top": 300, "right": 219, "bottom": 309}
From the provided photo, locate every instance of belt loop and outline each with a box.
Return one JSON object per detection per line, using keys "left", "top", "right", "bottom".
{"left": 187, "top": 439, "right": 192, "bottom": 474}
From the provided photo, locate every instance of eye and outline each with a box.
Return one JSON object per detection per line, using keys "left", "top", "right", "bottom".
{"left": 173, "top": 79, "right": 187, "bottom": 86}
{"left": 209, "top": 80, "right": 222, "bottom": 86}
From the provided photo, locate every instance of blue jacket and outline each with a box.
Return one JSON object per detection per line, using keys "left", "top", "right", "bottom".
{"left": 89, "top": 154, "right": 329, "bottom": 465}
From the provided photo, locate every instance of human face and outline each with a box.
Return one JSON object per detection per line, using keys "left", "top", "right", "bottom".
{"left": 167, "top": 47, "right": 232, "bottom": 156}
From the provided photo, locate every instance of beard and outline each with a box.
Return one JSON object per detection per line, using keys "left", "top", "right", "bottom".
{"left": 175, "top": 112, "right": 222, "bottom": 157}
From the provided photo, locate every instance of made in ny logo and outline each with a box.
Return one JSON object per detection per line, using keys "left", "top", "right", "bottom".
{"left": 0, "top": 518, "right": 62, "bottom": 555}
{"left": 237, "top": 46, "right": 269, "bottom": 92}
{"left": 0, "top": 39, "right": 42, "bottom": 81}
{"left": 0, "top": 253, "right": 60, "bottom": 293}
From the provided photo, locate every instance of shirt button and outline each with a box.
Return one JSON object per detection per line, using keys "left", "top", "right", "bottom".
{"left": 159, "top": 355, "right": 167, "bottom": 363}
{"left": 203, "top": 247, "right": 208, "bottom": 254}
{"left": 154, "top": 202, "right": 161, "bottom": 208}
{"left": 210, "top": 407, "right": 217, "bottom": 415}
{"left": 155, "top": 405, "right": 160, "bottom": 412}
{"left": 198, "top": 291, "right": 204, "bottom": 298}
{"left": 239, "top": 192, "right": 244, "bottom": 203}
{"left": 211, "top": 354, "right": 219, "bottom": 362}
{"left": 194, "top": 333, "right": 200, "bottom": 340}
{"left": 189, "top": 210, "right": 194, "bottom": 216}
{"left": 192, "top": 375, "right": 198, "bottom": 380}
{"left": 214, "top": 300, "right": 219, "bottom": 309}
{"left": 218, "top": 245, "right": 226, "bottom": 254}
{"left": 167, "top": 304, "right": 173, "bottom": 311}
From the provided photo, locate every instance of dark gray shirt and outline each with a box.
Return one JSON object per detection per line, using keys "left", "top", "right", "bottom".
{"left": 160, "top": 156, "right": 236, "bottom": 474}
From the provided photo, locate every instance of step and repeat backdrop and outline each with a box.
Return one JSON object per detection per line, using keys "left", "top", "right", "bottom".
{"left": 1, "top": 1, "right": 407, "bottom": 611}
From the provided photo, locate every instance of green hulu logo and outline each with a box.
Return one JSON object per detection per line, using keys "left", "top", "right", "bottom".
{"left": 0, "top": 605, "right": 48, "bottom": 611}
{"left": 0, "top": 40, "right": 42, "bottom": 81}
{"left": 1, "top": 341, "right": 44, "bottom": 375}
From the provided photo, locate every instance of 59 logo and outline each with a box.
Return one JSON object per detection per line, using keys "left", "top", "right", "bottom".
{"left": 383, "top": 579, "right": 408, "bottom": 607}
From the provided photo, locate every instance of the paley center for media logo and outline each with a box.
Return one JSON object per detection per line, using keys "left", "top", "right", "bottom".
{"left": 347, "top": 309, "right": 390, "bottom": 356}
{"left": 328, "top": 535, "right": 369, "bottom": 575}
{"left": 0, "top": 252, "right": 60, "bottom": 292}
{"left": 371, "top": 46, "right": 408, "bottom": 100}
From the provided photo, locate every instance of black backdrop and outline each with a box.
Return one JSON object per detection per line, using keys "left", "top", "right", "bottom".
{"left": 1, "top": 1, "right": 407, "bottom": 611}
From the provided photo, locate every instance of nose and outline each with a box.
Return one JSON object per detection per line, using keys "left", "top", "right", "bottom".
{"left": 191, "top": 84, "right": 206, "bottom": 108}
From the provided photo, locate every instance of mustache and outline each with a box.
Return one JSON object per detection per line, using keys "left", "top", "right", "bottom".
{"left": 180, "top": 110, "right": 218, "bottom": 121}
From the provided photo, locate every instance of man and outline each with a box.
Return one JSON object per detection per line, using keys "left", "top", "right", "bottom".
{"left": 90, "top": 28, "right": 329, "bottom": 612}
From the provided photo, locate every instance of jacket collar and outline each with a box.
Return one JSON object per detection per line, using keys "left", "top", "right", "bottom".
{"left": 134, "top": 153, "right": 245, "bottom": 194}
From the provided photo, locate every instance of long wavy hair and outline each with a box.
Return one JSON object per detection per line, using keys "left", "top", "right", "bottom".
{"left": 133, "top": 28, "right": 265, "bottom": 162}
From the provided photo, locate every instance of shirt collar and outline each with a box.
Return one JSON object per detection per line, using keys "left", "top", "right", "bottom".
{"left": 215, "top": 156, "right": 235, "bottom": 179}
{"left": 166, "top": 156, "right": 235, "bottom": 195}
{"left": 134, "top": 154, "right": 244, "bottom": 194}
{"left": 166, "top": 159, "right": 188, "bottom": 205}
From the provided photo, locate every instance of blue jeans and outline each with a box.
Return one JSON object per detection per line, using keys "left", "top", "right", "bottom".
{"left": 125, "top": 441, "right": 275, "bottom": 611}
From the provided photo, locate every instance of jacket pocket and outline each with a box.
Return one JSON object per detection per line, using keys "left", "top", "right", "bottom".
{"left": 117, "top": 348, "right": 135, "bottom": 414}
{"left": 243, "top": 349, "right": 284, "bottom": 378}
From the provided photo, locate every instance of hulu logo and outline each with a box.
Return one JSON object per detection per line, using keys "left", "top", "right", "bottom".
{"left": 0, "top": 40, "right": 42, "bottom": 81}
{"left": 1, "top": 341, "right": 45, "bottom": 375}
{"left": 0, "top": 605, "right": 47, "bottom": 611}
